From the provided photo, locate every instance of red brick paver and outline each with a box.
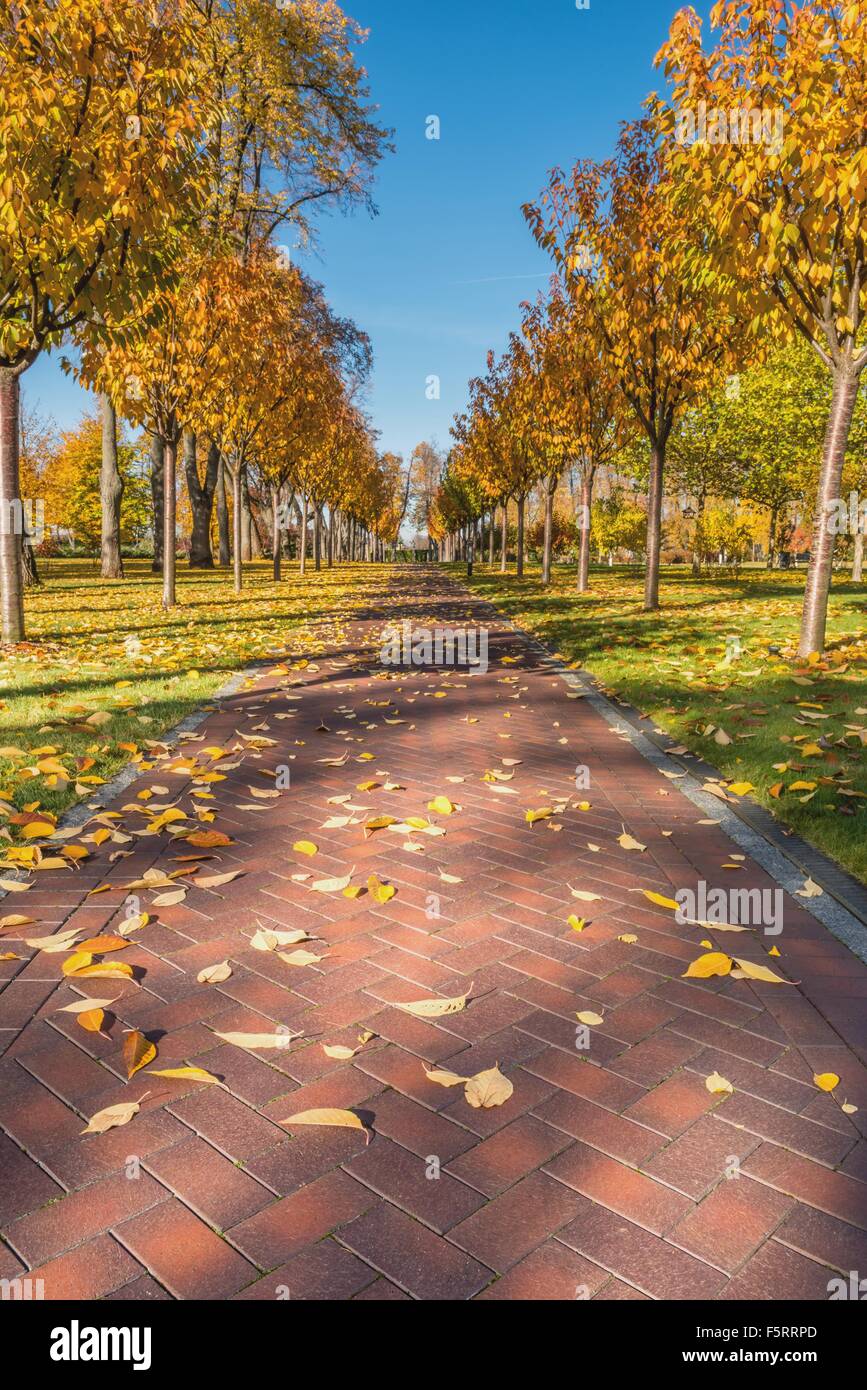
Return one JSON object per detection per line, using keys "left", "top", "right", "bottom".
{"left": 0, "top": 566, "right": 865, "bottom": 1300}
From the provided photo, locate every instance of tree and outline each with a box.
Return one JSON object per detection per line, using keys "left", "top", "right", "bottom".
{"left": 173, "top": 0, "right": 390, "bottom": 559}
{"left": 454, "top": 339, "right": 546, "bottom": 578}
{"left": 525, "top": 118, "right": 745, "bottom": 611}
{"left": 100, "top": 397, "right": 125, "bottom": 578}
{"left": 725, "top": 345, "right": 867, "bottom": 566}
{"left": 409, "top": 442, "right": 445, "bottom": 550}
{"left": 197, "top": 0, "right": 391, "bottom": 253}
{"left": 18, "top": 399, "right": 61, "bottom": 584}
{"left": 0, "top": 0, "right": 212, "bottom": 638}
{"left": 184, "top": 432, "right": 221, "bottom": 569}
{"left": 591, "top": 491, "right": 648, "bottom": 563}
{"left": 655, "top": 0, "right": 867, "bottom": 653}
{"left": 46, "top": 414, "right": 150, "bottom": 551}
{"left": 666, "top": 388, "right": 745, "bottom": 573}
{"left": 77, "top": 250, "right": 234, "bottom": 608}
{"left": 521, "top": 283, "right": 630, "bottom": 589}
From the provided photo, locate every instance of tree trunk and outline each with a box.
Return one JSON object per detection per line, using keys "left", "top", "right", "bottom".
{"left": 516, "top": 495, "right": 525, "bottom": 580}
{"left": 692, "top": 494, "right": 706, "bottom": 577}
{"left": 500, "top": 503, "right": 508, "bottom": 573}
{"left": 162, "top": 427, "right": 177, "bottom": 610}
{"left": 644, "top": 439, "right": 665, "bottom": 612}
{"left": 327, "top": 509, "right": 335, "bottom": 567}
{"left": 186, "top": 432, "right": 219, "bottom": 569}
{"left": 766, "top": 503, "right": 779, "bottom": 569}
{"left": 488, "top": 510, "right": 495, "bottom": 565}
{"left": 542, "top": 477, "right": 556, "bottom": 586}
{"left": 240, "top": 474, "right": 252, "bottom": 562}
{"left": 853, "top": 529, "right": 864, "bottom": 584}
{"left": 232, "top": 465, "right": 243, "bottom": 594}
{"left": 799, "top": 366, "right": 861, "bottom": 655}
{"left": 217, "top": 456, "right": 231, "bottom": 566}
{"left": 314, "top": 506, "right": 321, "bottom": 571}
{"left": 272, "top": 486, "right": 281, "bottom": 582}
{"left": 22, "top": 540, "right": 39, "bottom": 588}
{"left": 100, "top": 394, "right": 124, "bottom": 579}
{"left": 0, "top": 369, "right": 24, "bottom": 641}
{"left": 248, "top": 489, "right": 265, "bottom": 558}
{"left": 300, "top": 494, "right": 308, "bottom": 573}
{"left": 150, "top": 432, "right": 165, "bottom": 574}
{"left": 577, "top": 468, "right": 594, "bottom": 593}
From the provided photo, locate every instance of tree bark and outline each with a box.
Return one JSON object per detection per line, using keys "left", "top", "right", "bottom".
{"left": 314, "top": 505, "right": 321, "bottom": 571}
{"left": 248, "top": 485, "right": 265, "bottom": 558}
{"left": 500, "top": 503, "right": 508, "bottom": 573}
{"left": 162, "top": 426, "right": 178, "bottom": 610}
{"left": 0, "top": 369, "right": 24, "bottom": 640}
{"left": 300, "top": 494, "right": 308, "bottom": 573}
{"left": 327, "top": 509, "right": 335, "bottom": 567}
{"left": 644, "top": 439, "right": 666, "bottom": 612}
{"left": 240, "top": 473, "right": 252, "bottom": 562}
{"left": 853, "top": 529, "right": 864, "bottom": 583}
{"left": 577, "top": 468, "right": 595, "bottom": 593}
{"left": 231, "top": 465, "right": 243, "bottom": 594}
{"left": 150, "top": 432, "right": 165, "bottom": 574}
{"left": 542, "top": 476, "right": 556, "bottom": 586}
{"left": 217, "top": 455, "right": 230, "bottom": 566}
{"left": 22, "top": 540, "right": 39, "bottom": 587}
{"left": 799, "top": 366, "right": 861, "bottom": 655}
{"left": 516, "top": 495, "right": 526, "bottom": 580}
{"left": 272, "top": 486, "right": 281, "bottom": 582}
{"left": 692, "top": 494, "right": 706, "bottom": 577}
{"left": 766, "top": 503, "right": 779, "bottom": 569}
{"left": 100, "top": 394, "right": 124, "bottom": 579}
{"left": 186, "top": 432, "right": 219, "bottom": 569}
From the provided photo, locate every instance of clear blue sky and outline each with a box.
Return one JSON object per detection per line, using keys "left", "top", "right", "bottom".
{"left": 25, "top": 0, "right": 702, "bottom": 457}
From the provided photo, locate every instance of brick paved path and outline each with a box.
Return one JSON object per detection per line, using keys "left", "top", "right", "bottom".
{"left": 1, "top": 566, "right": 866, "bottom": 1301}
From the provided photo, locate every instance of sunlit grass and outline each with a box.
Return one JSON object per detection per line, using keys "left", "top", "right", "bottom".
{"left": 0, "top": 560, "right": 387, "bottom": 821}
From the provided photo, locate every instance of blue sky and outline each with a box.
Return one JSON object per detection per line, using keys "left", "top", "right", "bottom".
{"left": 25, "top": 0, "right": 700, "bottom": 457}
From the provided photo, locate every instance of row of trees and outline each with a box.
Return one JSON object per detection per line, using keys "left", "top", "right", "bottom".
{"left": 0, "top": 0, "right": 399, "bottom": 638}
{"left": 432, "top": 0, "right": 866, "bottom": 656}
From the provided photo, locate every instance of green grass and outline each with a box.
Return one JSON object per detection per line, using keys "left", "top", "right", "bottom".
{"left": 454, "top": 561, "right": 867, "bottom": 886}
{"left": 0, "top": 559, "right": 387, "bottom": 826}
